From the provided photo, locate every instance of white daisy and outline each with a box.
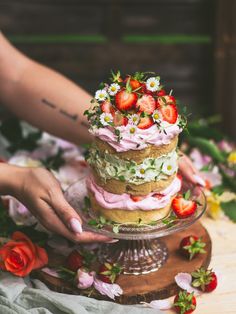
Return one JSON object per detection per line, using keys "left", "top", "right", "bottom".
{"left": 162, "top": 159, "right": 178, "bottom": 176}
{"left": 128, "top": 125, "right": 137, "bottom": 135}
{"left": 152, "top": 110, "right": 162, "bottom": 122}
{"left": 108, "top": 83, "right": 120, "bottom": 96}
{"left": 128, "top": 114, "right": 140, "bottom": 125}
{"left": 95, "top": 89, "right": 108, "bottom": 102}
{"left": 100, "top": 113, "right": 113, "bottom": 126}
{"left": 146, "top": 77, "right": 160, "bottom": 92}
{"left": 135, "top": 164, "right": 148, "bottom": 178}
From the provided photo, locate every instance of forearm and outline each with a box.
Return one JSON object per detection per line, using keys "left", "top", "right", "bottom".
{"left": 0, "top": 33, "right": 92, "bottom": 145}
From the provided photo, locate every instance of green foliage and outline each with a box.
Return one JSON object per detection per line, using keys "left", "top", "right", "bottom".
{"left": 0, "top": 118, "right": 41, "bottom": 153}
{"left": 221, "top": 201, "right": 236, "bottom": 222}
{"left": 42, "top": 148, "right": 65, "bottom": 170}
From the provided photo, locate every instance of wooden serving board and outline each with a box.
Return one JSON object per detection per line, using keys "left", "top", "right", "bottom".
{"left": 34, "top": 221, "right": 211, "bottom": 304}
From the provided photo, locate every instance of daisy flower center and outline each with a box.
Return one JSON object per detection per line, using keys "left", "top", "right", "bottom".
{"left": 150, "top": 82, "right": 155, "bottom": 87}
{"left": 153, "top": 113, "right": 160, "bottom": 120}
{"left": 104, "top": 116, "right": 111, "bottom": 122}
{"left": 140, "top": 168, "right": 145, "bottom": 174}
{"left": 130, "top": 127, "right": 136, "bottom": 134}
{"left": 167, "top": 165, "right": 172, "bottom": 171}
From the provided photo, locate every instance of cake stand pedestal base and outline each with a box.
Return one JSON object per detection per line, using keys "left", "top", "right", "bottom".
{"left": 34, "top": 221, "right": 211, "bottom": 304}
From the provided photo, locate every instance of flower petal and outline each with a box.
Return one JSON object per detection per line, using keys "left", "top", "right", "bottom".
{"left": 175, "top": 272, "right": 201, "bottom": 295}
{"left": 142, "top": 299, "right": 172, "bottom": 310}
{"left": 93, "top": 278, "right": 123, "bottom": 300}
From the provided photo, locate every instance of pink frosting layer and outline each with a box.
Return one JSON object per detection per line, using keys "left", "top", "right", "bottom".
{"left": 87, "top": 176, "right": 181, "bottom": 211}
{"left": 91, "top": 122, "right": 181, "bottom": 152}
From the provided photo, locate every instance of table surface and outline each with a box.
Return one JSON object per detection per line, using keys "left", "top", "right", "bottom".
{"left": 165, "top": 216, "right": 236, "bottom": 314}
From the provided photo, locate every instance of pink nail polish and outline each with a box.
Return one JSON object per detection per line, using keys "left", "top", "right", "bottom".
{"left": 193, "top": 174, "right": 206, "bottom": 187}
{"left": 69, "top": 218, "right": 83, "bottom": 234}
{"left": 106, "top": 239, "right": 119, "bottom": 243}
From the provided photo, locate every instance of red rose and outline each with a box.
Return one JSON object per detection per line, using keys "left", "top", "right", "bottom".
{"left": 0, "top": 231, "right": 48, "bottom": 277}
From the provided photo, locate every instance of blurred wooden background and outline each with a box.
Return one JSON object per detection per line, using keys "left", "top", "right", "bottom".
{"left": 0, "top": 0, "right": 235, "bottom": 139}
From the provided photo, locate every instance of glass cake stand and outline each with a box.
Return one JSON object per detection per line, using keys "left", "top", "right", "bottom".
{"left": 65, "top": 178, "right": 207, "bottom": 275}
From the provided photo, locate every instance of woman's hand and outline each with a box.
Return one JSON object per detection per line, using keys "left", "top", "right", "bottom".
{"left": 178, "top": 153, "right": 205, "bottom": 187}
{"left": 0, "top": 164, "right": 113, "bottom": 243}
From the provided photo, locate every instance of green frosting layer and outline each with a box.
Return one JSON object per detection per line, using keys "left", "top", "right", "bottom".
{"left": 87, "top": 147, "right": 178, "bottom": 184}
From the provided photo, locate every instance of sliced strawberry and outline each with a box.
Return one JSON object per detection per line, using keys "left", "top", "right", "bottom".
{"left": 172, "top": 196, "right": 197, "bottom": 218}
{"left": 66, "top": 250, "right": 84, "bottom": 272}
{"left": 137, "top": 116, "right": 154, "bottom": 129}
{"left": 115, "top": 90, "right": 138, "bottom": 111}
{"left": 113, "top": 112, "right": 128, "bottom": 126}
{"left": 124, "top": 77, "right": 142, "bottom": 90}
{"left": 130, "top": 195, "right": 146, "bottom": 202}
{"left": 157, "top": 95, "right": 176, "bottom": 107}
{"left": 135, "top": 95, "right": 156, "bottom": 114}
{"left": 160, "top": 104, "right": 178, "bottom": 124}
{"left": 191, "top": 267, "right": 217, "bottom": 292}
{"left": 157, "top": 89, "right": 166, "bottom": 97}
{"left": 152, "top": 193, "right": 164, "bottom": 199}
{"left": 100, "top": 101, "right": 115, "bottom": 115}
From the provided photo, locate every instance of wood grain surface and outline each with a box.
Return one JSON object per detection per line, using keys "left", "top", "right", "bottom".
{"left": 35, "top": 221, "right": 211, "bottom": 304}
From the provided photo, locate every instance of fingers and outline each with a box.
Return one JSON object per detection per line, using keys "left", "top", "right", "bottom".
{"left": 35, "top": 200, "right": 114, "bottom": 243}
{"left": 48, "top": 189, "right": 84, "bottom": 234}
{"left": 178, "top": 154, "right": 205, "bottom": 187}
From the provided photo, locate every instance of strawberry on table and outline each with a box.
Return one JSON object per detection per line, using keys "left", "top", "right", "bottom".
{"left": 191, "top": 267, "right": 217, "bottom": 292}
{"left": 160, "top": 104, "right": 178, "bottom": 124}
{"left": 172, "top": 192, "right": 197, "bottom": 219}
{"left": 174, "top": 291, "right": 196, "bottom": 314}
{"left": 98, "top": 262, "right": 122, "bottom": 283}
{"left": 137, "top": 116, "right": 154, "bottom": 129}
{"left": 115, "top": 90, "right": 138, "bottom": 111}
{"left": 179, "top": 235, "right": 206, "bottom": 260}
{"left": 135, "top": 95, "right": 156, "bottom": 114}
{"left": 66, "top": 250, "right": 84, "bottom": 272}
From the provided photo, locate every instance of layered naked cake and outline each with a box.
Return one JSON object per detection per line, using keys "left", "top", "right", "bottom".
{"left": 84, "top": 71, "right": 186, "bottom": 224}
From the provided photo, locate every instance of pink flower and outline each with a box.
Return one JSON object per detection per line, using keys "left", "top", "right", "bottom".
{"left": 175, "top": 272, "right": 201, "bottom": 295}
{"left": 201, "top": 166, "right": 222, "bottom": 187}
{"left": 77, "top": 269, "right": 95, "bottom": 289}
{"left": 93, "top": 278, "right": 123, "bottom": 300}
{"left": 189, "top": 148, "right": 212, "bottom": 170}
{"left": 218, "top": 140, "right": 234, "bottom": 153}
{"left": 7, "top": 197, "right": 36, "bottom": 226}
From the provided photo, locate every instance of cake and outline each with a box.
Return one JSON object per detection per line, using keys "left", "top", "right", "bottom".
{"left": 84, "top": 71, "right": 186, "bottom": 224}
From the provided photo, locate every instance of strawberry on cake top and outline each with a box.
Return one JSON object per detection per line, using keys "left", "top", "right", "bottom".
{"left": 84, "top": 71, "right": 186, "bottom": 153}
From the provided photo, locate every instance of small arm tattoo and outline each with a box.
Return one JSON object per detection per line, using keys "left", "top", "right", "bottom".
{"left": 59, "top": 109, "right": 78, "bottom": 121}
{"left": 42, "top": 98, "right": 57, "bottom": 109}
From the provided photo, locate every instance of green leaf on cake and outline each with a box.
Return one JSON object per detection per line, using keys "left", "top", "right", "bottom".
{"left": 112, "top": 225, "right": 120, "bottom": 234}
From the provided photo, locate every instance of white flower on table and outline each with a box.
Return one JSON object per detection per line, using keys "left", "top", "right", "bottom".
{"left": 108, "top": 83, "right": 120, "bottom": 96}
{"left": 162, "top": 158, "right": 178, "bottom": 176}
{"left": 152, "top": 110, "right": 162, "bottom": 123}
{"left": 146, "top": 77, "right": 160, "bottom": 92}
{"left": 95, "top": 89, "right": 108, "bottom": 101}
{"left": 93, "top": 278, "right": 123, "bottom": 300}
{"left": 128, "top": 114, "right": 140, "bottom": 125}
{"left": 100, "top": 113, "right": 113, "bottom": 126}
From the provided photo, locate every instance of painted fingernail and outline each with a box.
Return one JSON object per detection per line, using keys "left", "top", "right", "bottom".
{"left": 106, "top": 239, "right": 119, "bottom": 243}
{"left": 193, "top": 175, "right": 206, "bottom": 187}
{"left": 69, "top": 218, "right": 83, "bottom": 234}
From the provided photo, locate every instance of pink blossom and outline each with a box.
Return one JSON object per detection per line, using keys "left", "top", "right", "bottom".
{"left": 189, "top": 148, "right": 212, "bottom": 170}
{"left": 175, "top": 273, "right": 201, "bottom": 295}
{"left": 93, "top": 278, "right": 123, "bottom": 300}
{"left": 218, "top": 140, "right": 234, "bottom": 153}
{"left": 201, "top": 166, "right": 222, "bottom": 187}
{"left": 7, "top": 197, "right": 36, "bottom": 226}
{"left": 77, "top": 269, "right": 95, "bottom": 289}
{"left": 142, "top": 299, "right": 172, "bottom": 310}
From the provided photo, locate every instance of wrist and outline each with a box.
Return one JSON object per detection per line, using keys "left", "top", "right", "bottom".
{"left": 0, "top": 163, "right": 27, "bottom": 197}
